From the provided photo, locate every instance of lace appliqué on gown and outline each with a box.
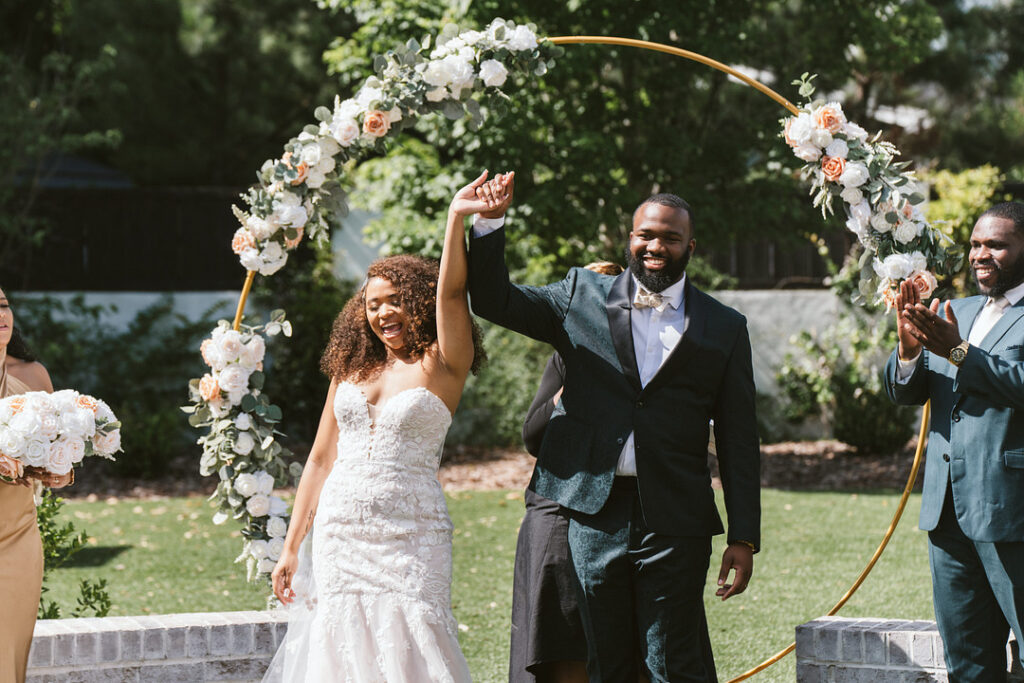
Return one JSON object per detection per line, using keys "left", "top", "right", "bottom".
{"left": 263, "top": 383, "right": 472, "bottom": 682}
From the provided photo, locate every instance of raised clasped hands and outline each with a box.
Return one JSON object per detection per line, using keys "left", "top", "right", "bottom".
{"left": 896, "top": 279, "right": 962, "bottom": 361}
{"left": 448, "top": 169, "right": 515, "bottom": 219}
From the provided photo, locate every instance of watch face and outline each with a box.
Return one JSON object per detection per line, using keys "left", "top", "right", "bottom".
{"left": 951, "top": 347, "right": 967, "bottom": 364}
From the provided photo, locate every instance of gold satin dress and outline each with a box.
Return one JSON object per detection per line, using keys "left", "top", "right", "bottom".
{"left": 0, "top": 355, "right": 43, "bottom": 683}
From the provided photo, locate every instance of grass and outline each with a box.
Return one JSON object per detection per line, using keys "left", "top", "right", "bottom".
{"left": 48, "top": 488, "right": 933, "bottom": 682}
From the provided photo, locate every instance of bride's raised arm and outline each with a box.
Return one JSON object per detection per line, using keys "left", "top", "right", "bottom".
{"left": 436, "top": 170, "right": 513, "bottom": 377}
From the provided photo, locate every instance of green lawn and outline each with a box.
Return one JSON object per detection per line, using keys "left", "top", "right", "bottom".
{"left": 49, "top": 488, "right": 932, "bottom": 682}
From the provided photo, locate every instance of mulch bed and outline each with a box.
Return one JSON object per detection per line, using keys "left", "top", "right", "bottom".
{"left": 60, "top": 440, "right": 924, "bottom": 501}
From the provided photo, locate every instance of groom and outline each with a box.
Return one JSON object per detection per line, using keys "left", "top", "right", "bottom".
{"left": 468, "top": 173, "right": 760, "bottom": 682}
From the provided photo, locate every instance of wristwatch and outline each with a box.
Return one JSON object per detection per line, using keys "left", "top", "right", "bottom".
{"left": 949, "top": 340, "right": 970, "bottom": 367}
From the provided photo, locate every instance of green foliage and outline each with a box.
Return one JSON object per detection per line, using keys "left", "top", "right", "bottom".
{"left": 0, "top": 1, "right": 120, "bottom": 284}
{"left": 16, "top": 295, "right": 228, "bottom": 477}
{"left": 251, "top": 243, "right": 356, "bottom": 444}
{"left": 777, "top": 309, "right": 916, "bottom": 455}
{"left": 36, "top": 489, "right": 111, "bottom": 619}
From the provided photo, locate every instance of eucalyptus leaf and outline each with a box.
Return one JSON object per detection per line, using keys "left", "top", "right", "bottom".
{"left": 442, "top": 101, "right": 464, "bottom": 120}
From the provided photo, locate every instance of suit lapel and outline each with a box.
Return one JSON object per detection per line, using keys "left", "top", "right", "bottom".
{"left": 645, "top": 279, "right": 706, "bottom": 393}
{"left": 979, "top": 300, "right": 1024, "bottom": 350}
{"left": 606, "top": 272, "right": 642, "bottom": 392}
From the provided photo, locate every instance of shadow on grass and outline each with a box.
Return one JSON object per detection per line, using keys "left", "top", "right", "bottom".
{"left": 66, "top": 545, "right": 133, "bottom": 568}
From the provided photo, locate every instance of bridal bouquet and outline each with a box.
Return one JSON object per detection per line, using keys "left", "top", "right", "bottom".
{"left": 781, "top": 74, "right": 960, "bottom": 308}
{"left": 0, "top": 390, "right": 122, "bottom": 483}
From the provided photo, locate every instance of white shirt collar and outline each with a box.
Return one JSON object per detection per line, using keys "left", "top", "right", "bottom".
{"left": 1001, "top": 280, "right": 1024, "bottom": 307}
{"left": 632, "top": 273, "right": 687, "bottom": 310}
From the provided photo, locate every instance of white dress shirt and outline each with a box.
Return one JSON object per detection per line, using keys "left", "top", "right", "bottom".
{"left": 896, "top": 280, "right": 1024, "bottom": 382}
{"left": 471, "top": 215, "right": 688, "bottom": 476}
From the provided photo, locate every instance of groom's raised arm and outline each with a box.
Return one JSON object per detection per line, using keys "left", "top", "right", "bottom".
{"left": 467, "top": 205, "right": 571, "bottom": 346}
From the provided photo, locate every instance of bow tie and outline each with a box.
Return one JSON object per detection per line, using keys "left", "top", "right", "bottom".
{"left": 633, "top": 288, "right": 668, "bottom": 311}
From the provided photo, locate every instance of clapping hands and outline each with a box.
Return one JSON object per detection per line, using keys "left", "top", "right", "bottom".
{"left": 449, "top": 170, "right": 515, "bottom": 219}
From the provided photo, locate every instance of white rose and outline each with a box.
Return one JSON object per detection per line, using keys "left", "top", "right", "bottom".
{"left": 355, "top": 86, "right": 383, "bottom": 110}
{"left": 239, "top": 336, "right": 265, "bottom": 370}
{"left": 59, "top": 410, "right": 95, "bottom": 440}
{"left": 257, "top": 558, "right": 277, "bottom": 575}
{"left": 233, "top": 432, "right": 255, "bottom": 456}
{"left": 507, "top": 25, "right": 538, "bottom": 52}
{"left": 850, "top": 200, "right": 872, "bottom": 229}
{"left": 787, "top": 113, "right": 814, "bottom": 145}
{"left": 793, "top": 144, "right": 822, "bottom": 162}
{"left": 267, "top": 537, "right": 285, "bottom": 561}
{"left": 217, "top": 330, "right": 244, "bottom": 363}
{"left": 10, "top": 411, "right": 41, "bottom": 437}
{"left": 318, "top": 136, "right": 340, "bottom": 158}
{"left": 824, "top": 139, "right": 849, "bottom": 159}
{"left": 266, "top": 516, "right": 288, "bottom": 538}
{"left": 894, "top": 220, "right": 920, "bottom": 244}
{"left": 873, "top": 253, "right": 915, "bottom": 281}
{"left": 247, "top": 216, "right": 275, "bottom": 241}
{"left": 909, "top": 251, "right": 928, "bottom": 273}
{"left": 246, "top": 494, "right": 271, "bottom": 517}
{"left": 269, "top": 496, "right": 288, "bottom": 517}
{"left": 425, "top": 87, "right": 448, "bottom": 102}
{"left": 423, "top": 60, "right": 453, "bottom": 88}
{"left": 299, "top": 143, "right": 321, "bottom": 166}
{"left": 843, "top": 121, "right": 869, "bottom": 141}
{"left": 334, "top": 96, "right": 361, "bottom": 121}
{"left": 89, "top": 431, "right": 117, "bottom": 458}
{"left": 479, "top": 59, "right": 509, "bottom": 88}
{"left": 255, "top": 470, "right": 275, "bottom": 496}
{"left": 218, "top": 364, "right": 251, "bottom": 395}
{"left": 839, "top": 162, "right": 870, "bottom": 188}
{"left": 39, "top": 415, "right": 59, "bottom": 441}
{"left": 259, "top": 242, "right": 288, "bottom": 276}
{"left": 329, "top": 117, "right": 360, "bottom": 147}
{"left": 47, "top": 440, "right": 74, "bottom": 475}
{"left": 315, "top": 155, "right": 336, "bottom": 176}
{"left": 810, "top": 128, "right": 833, "bottom": 148}
{"left": 840, "top": 186, "right": 864, "bottom": 205}
{"left": 23, "top": 439, "right": 49, "bottom": 468}
{"left": 870, "top": 212, "right": 893, "bottom": 233}
{"left": 441, "top": 55, "right": 475, "bottom": 96}
{"left": 845, "top": 216, "right": 867, "bottom": 239}
{"left": 460, "top": 30, "right": 483, "bottom": 46}
{"left": 234, "top": 472, "right": 259, "bottom": 497}
{"left": 0, "top": 430, "right": 25, "bottom": 457}
{"left": 271, "top": 201, "right": 307, "bottom": 229}
{"left": 249, "top": 539, "right": 269, "bottom": 560}
{"left": 94, "top": 400, "right": 115, "bottom": 424}
{"left": 234, "top": 413, "right": 252, "bottom": 431}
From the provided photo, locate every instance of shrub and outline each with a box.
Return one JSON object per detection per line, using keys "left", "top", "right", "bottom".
{"left": 777, "top": 309, "right": 917, "bottom": 455}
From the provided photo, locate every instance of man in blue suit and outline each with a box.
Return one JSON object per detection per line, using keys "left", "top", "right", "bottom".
{"left": 885, "top": 201, "right": 1024, "bottom": 681}
{"left": 468, "top": 172, "right": 760, "bottom": 682}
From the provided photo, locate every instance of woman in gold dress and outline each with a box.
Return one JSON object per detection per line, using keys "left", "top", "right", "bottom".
{"left": 0, "top": 286, "right": 70, "bottom": 683}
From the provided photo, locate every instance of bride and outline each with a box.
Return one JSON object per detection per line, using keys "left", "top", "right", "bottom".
{"left": 264, "top": 170, "right": 513, "bottom": 682}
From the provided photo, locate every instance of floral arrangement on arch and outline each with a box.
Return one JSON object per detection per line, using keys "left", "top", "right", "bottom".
{"left": 0, "top": 390, "right": 121, "bottom": 483}
{"left": 229, "top": 18, "right": 559, "bottom": 277}
{"left": 191, "top": 18, "right": 560, "bottom": 587}
{"left": 183, "top": 312, "right": 300, "bottom": 581}
{"left": 781, "top": 74, "right": 960, "bottom": 308}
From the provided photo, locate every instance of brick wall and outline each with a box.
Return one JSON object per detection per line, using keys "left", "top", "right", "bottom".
{"left": 27, "top": 611, "right": 288, "bottom": 683}
{"left": 796, "top": 616, "right": 1024, "bottom": 682}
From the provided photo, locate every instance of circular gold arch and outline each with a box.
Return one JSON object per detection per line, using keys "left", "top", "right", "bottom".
{"left": 547, "top": 35, "right": 930, "bottom": 682}
{"left": 225, "top": 34, "right": 930, "bottom": 682}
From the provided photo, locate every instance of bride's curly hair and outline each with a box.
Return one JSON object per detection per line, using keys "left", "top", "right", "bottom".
{"left": 320, "top": 255, "right": 486, "bottom": 383}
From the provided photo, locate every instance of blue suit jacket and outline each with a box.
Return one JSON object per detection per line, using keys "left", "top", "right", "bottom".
{"left": 885, "top": 295, "right": 1024, "bottom": 541}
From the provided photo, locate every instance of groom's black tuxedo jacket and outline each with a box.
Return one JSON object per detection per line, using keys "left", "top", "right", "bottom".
{"left": 469, "top": 228, "right": 761, "bottom": 548}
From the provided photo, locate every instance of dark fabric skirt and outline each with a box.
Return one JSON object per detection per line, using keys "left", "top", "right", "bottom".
{"left": 509, "top": 488, "right": 587, "bottom": 682}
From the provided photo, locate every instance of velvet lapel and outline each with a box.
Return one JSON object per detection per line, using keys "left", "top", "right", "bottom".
{"left": 606, "top": 272, "right": 642, "bottom": 392}
{"left": 645, "top": 279, "right": 705, "bottom": 393}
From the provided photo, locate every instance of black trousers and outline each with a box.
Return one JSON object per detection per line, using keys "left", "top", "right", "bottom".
{"left": 567, "top": 477, "right": 716, "bottom": 682}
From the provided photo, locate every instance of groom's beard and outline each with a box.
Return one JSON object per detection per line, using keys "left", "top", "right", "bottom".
{"left": 625, "top": 245, "right": 691, "bottom": 293}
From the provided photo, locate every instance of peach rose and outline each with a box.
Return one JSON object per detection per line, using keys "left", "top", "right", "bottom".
{"left": 75, "top": 395, "right": 98, "bottom": 413}
{"left": 8, "top": 396, "right": 25, "bottom": 415}
{"left": 908, "top": 269, "right": 938, "bottom": 300}
{"left": 821, "top": 155, "right": 846, "bottom": 182}
{"left": 812, "top": 104, "right": 845, "bottom": 134}
{"left": 199, "top": 374, "right": 221, "bottom": 402}
{"left": 284, "top": 227, "right": 304, "bottom": 250}
{"left": 362, "top": 110, "right": 391, "bottom": 138}
{"left": 282, "top": 152, "right": 309, "bottom": 186}
{"left": 0, "top": 453, "right": 23, "bottom": 480}
{"left": 880, "top": 284, "right": 900, "bottom": 311}
{"left": 783, "top": 118, "right": 798, "bottom": 148}
{"left": 231, "top": 228, "right": 256, "bottom": 255}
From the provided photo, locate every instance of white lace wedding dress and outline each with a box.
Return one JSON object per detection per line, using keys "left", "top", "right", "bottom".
{"left": 262, "top": 382, "right": 472, "bottom": 682}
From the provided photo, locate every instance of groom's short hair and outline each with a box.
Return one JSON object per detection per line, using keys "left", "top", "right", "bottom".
{"left": 634, "top": 193, "right": 693, "bottom": 230}
{"left": 981, "top": 202, "right": 1024, "bottom": 235}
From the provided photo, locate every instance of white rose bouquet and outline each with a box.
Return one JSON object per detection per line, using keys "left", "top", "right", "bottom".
{"left": 0, "top": 390, "right": 121, "bottom": 483}
{"left": 184, "top": 310, "right": 302, "bottom": 582}
{"left": 781, "top": 73, "right": 960, "bottom": 308}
